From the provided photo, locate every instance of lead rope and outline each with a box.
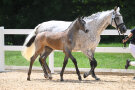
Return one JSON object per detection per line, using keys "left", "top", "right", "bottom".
{"left": 117, "top": 30, "right": 127, "bottom": 48}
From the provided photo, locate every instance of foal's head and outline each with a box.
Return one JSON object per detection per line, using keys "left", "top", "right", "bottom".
{"left": 76, "top": 17, "right": 88, "bottom": 33}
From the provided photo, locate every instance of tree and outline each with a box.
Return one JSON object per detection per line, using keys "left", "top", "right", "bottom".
{"left": 0, "top": 0, "right": 135, "bottom": 45}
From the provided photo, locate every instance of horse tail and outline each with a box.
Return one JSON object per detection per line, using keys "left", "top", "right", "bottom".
{"left": 21, "top": 24, "right": 41, "bottom": 60}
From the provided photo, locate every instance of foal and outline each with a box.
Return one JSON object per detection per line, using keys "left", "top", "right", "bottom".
{"left": 27, "top": 17, "right": 88, "bottom": 81}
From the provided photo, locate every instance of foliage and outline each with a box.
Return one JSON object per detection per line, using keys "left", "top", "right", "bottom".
{"left": 0, "top": 0, "right": 135, "bottom": 29}
{"left": 1, "top": 0, "right": 135, "bottom": 45}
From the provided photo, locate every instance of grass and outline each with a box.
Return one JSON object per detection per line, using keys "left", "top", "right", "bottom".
{"left": 98, "top": 42, "right": 129, "bottom": 47}
{"left": 5, "top": 51, "right": 135, "bottom": 69}
{"left": 5, "top": 43, "right": 134, "bottom": 69}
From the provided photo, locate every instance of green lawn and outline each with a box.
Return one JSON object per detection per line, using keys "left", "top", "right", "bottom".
{"left": 5, "top": 51, "right": 135, "bottom": 69}
{"left": 98, "top": 42, "right": 129, "bottom": 47}
{"left": 5, "top": 43, "right": 134, "bottom": 69}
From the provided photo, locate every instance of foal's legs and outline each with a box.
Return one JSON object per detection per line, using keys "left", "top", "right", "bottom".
{"left": 60, "top": 50, "right": 81, "bottom": 81}
{"left": 27, "top": 53, "right": 38, "bottom": 81}
{"left": 68, "top": 52, "right": 82, "bottom": 81}
{"left": 39, "top": 57, "right": 51, "bottom": 78}
{"left": 60, "top": 56, "right": 69, "bottom": 81}
{"left": 39, "top": 56, "right": 49, "bottom": 78}
{"left": 44, "top": 61, "right": 51, "bottom": 75}
{"left": 39, "top": 47, "right": 53, "bottom": 79}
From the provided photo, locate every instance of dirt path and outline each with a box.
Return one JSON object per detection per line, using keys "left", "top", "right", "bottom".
{"left": 0, "top": 71, "right": 135, "bottom": 90}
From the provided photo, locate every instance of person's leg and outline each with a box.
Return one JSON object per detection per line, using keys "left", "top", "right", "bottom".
{"left": 129, "top": 44, "right": 135, "bottom": 58}
{"left": 125, "top": 44, "right": 135, "bottom": 69}
{"left": 126, "top": 60, "right": 135, "bottom": 69}
{"left": 125, "top": 59, "right": 130, "bottom": 69}
{"left": 129, "top": 61, "right": 135, "bottom": 66}
{"left": 126, "top": 44, "right": 135, "bottom": 79}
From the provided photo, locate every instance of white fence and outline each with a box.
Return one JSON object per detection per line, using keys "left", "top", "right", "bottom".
{"left": 0, "top": 27, "right": 131, "bottom": 72}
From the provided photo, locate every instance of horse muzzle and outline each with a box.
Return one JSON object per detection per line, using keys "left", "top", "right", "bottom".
{"left": 119, "top": 24, "right": 127, "bottom": 34}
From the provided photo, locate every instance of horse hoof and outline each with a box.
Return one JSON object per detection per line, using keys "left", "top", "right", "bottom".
{"left": 60, "top": 79, "right": 64, "bottom": 81}
{"left": 83, "top": 73, "right": 87, "bottom": 78}
{"left": 79, "top": 76, "right": 82, "bottom": 81}
{"left": 44, "top": 75, "right": 48, "bottom": 78}
{"left": 79, "top": 78, "right": 82, "bottom": 81}
{"left": 95, "top": 78, "right": 100, "bottom": 81}
{"left": 49, "top": 77, "right": 52, "bottom": 80}
{"left": 27, "top": 78, "right": 30, "bottom": 81}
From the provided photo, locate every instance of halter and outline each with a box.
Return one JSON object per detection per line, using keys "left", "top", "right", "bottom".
{"left": 111, "top": 12, "right": 125, "bottom": 30}
{"left": 111, "top": 12, "right": 126, "bottom": 48}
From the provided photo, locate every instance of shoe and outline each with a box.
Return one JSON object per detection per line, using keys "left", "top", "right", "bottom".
{"left": 125, "top": 59, "right": 130, "bottom": 69}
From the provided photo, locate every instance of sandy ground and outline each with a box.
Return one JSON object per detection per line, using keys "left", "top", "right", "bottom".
{"left": 0, "top": 71, "right": 135, "bottom": 90}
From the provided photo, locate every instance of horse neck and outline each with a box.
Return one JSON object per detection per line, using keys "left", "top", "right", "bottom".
{"left": 93, "top": 10, "right": 113, "bottom": 36}
{"left": 66, "top": 21, "right": 80, "bottom": 41}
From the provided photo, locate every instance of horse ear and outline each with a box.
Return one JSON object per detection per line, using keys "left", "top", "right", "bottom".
{"left": 78, "top": 16, "right": 81, "bottom": 21}
{"left": 116, "top": 7, "right": 120, "bottom": 12}
{"left": 78, "top": 16, "right": 83, "bottom": 23}
{"left": 114, "top": 6, "right": 117, "bottom": 11}
{"left": 80, "top": 16, "right": 86, "bottom": 25}
{"left": 81, "top": 16, "right": 84, "bottom": 19}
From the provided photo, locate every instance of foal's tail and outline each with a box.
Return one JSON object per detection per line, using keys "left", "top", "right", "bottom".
{"left": 21, "top": 24, "right": 41, "bottom": 60}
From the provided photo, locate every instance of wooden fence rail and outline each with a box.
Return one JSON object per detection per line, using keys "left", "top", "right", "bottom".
{"left": 0, "top": 27, "right": 131, "bottom": 72}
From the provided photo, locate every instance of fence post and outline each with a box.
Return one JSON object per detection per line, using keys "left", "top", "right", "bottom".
{"left": 0, "top": 27, "right": 5, "bottom": 72}
{"left": 49, "top": 51, "right": 54, "bottom": 73}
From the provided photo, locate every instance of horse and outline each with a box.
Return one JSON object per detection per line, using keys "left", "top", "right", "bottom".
{"left": 22, "top": 7, "right": 127, "bottom": 81}
{"left": 23, "top": 17, "right": 88, "bottom": 81}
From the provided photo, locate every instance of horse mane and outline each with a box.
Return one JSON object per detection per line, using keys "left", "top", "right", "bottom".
{"left": 63, "top": 18, "right": 78, "bottom": 32}
{"left": 84, "top": 9, "right": 113, "bottom": 21}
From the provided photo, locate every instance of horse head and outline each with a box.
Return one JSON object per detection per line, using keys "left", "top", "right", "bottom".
{"left": 111, "top": 6, "right": 127, "bottom": 34}
{"left": 78, "top": 17, "right": 89, "bottom": 33}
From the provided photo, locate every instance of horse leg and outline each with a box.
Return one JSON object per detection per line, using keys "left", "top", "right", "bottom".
{"left": 27, "top": 53, "right": 38, "bottom": 81}
{"left": 83, "top": 58, "right": 100, "bottom": 80}
{"left": 68, "top": 52, "right": 82, "bottom": 81}
{"left": 39, "top": 47, "right": 53, "bottom": 79}
{"left": 39, "top": 57, "right": 49, "bottom": 79}
{"left": 60, "top": 56, "right": 69, "bottom": 81}
{"left": 82, "top": 49, "right": 100, "bottom": 80}
{"left": 44, "top": 61, "right": 52, "bottom": 79}
{"left": 90, "top": 58, "right": 100, "bottom": 80}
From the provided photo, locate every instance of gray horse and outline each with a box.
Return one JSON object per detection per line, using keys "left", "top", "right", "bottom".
{"left": 25, "top": 17, "right": 88, "bottom": 81}
{"left": 22, "top": 7, "right": 127, "bottom": 80}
